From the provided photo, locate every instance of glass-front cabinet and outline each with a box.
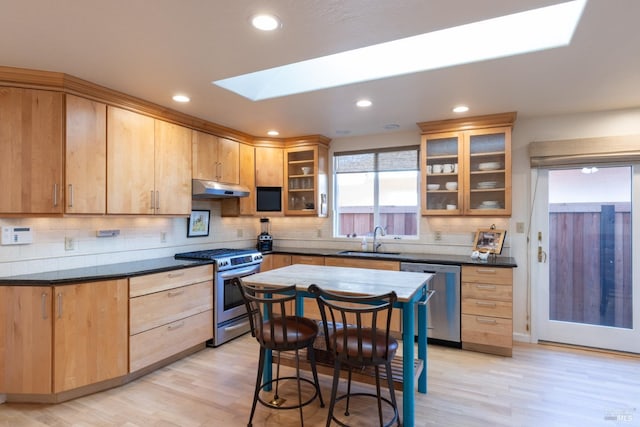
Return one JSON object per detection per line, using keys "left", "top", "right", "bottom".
{"left": 419, "top": 112, "right": 515, "bottom": 216}
{"left": 283, "top": 142, "right": 329, "bottom": 216}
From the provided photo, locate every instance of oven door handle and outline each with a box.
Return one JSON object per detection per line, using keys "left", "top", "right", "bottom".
{"left": 218, "top": 264, "right": 261, "bottom": 280}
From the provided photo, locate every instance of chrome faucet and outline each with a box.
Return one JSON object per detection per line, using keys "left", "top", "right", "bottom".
{"left": 372, "top": 226, "right": 385, "bottom": 252}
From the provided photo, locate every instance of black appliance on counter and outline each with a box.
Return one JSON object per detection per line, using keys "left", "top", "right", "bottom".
{"left": 256, "top": 217, "right": 273, "bottom": 252}
{"left": 174, "top": 248, "right": 263, "bottom": 347}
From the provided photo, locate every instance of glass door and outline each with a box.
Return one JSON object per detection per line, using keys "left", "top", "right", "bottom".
{"left": 532, "top": 165, "right": 640, "bottom": 352}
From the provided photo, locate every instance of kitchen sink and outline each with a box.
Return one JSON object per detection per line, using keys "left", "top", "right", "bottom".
{"left": 337, "top": 250, "right": 401, "bottom": 257}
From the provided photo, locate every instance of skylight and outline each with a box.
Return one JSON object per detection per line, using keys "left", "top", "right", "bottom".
{"left": 214, "top": 0, "right": 587, "bottom": 101}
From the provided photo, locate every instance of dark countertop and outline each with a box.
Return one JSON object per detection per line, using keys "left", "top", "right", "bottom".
{"left": 0, "top": 257, "right": 212, "bottom": 285}
{"left": 266, "top": 247, "right": 518, "bottom": 268}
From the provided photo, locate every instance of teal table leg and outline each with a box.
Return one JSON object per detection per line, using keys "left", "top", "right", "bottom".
{"left": 402, "top": 300, "right": 415, "bottom": 427}
{"left": 418, "top": 286, "right": 428, "bottom": 393}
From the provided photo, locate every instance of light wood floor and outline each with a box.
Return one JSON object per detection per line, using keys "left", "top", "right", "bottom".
{"left": 1, "top": 335, "right": 638, "bottom": 427}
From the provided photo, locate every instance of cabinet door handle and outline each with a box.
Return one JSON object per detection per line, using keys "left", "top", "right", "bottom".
{"left": 156, "top": 191, "right": 160, "bottom": 211}
{"left": 68, "top": 184, "right": 74, "bottom": 208}
{"left": 167, "top": 289, "right": 184, "bottom": 297}
{"left": 57, "top": 292, "right": 63, "bottom": 318}
{"left": 475, "top": 301, "right": 496, "bottom": 308}
{"left": 150, "top": 190, "right": 155, "bottom": 210}
{"left": 41, "top": 292, "right": 48, "bottom": 319}
{"left": 168, "top": 321, "right": 185, "bottom": 331}
{"left": 168, "top": 272, "right": 184, "bottom": 278}
{"left": 476, "top": 316, "right": 497, "bottom": 325}
{"left": 53, "top": 184, "right": 59, "bottom": 207}
{"left": 475, "top": 284, "right": 496, "bottom": 290}
{"left": 476, "top": 268, "right": 497, "bottom": 274}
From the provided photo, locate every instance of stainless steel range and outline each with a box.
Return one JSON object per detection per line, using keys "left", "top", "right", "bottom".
{"left": 175, "top": 248, "right": 263, "bottom": 346}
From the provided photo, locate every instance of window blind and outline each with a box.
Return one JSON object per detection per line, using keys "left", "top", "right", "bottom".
{"left": 529, "top": 135, "right": 640, "bottom": 167}
{"left": 335, "top": 146, "right": 418, "bottom": 173}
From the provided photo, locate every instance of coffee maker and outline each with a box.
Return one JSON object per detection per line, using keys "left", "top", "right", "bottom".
{"left": 257, "top": 217, "right": 273, "bottom": 252}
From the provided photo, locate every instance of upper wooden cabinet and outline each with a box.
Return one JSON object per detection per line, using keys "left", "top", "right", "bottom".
{"left": 419, "top": 112, "right": 515, "bottom": 216}
{"left": 65, "top": 94, "right": 107, "bottom": 214}
{"left": 255, "top": 146, "right": 283, "bottom": 187}
{"left": 107, "top": 106, "right": 191, "bottom": 215}
{"left": 221, "top": 142, "right": 255, "bottom": 216}
{"left": 192, "top": 130, "right": 239, "bottom": 184}
{"left": 283, "top": 143, "right": 329, "bottom": 217}
{"left": 0, "top": 87, "right": 64, "bottom": 214}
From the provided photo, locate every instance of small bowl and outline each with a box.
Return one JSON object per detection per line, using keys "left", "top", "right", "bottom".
{"left": 446, "top": 204, "right": 457, "bottom": 210}
{"left": 427, "top": 184, "right": 440, "bottom": 191}
{"left": 301, "top": 166, "right": 312, "bottom": 175}
{"left": 478, "top": 162, "right": 501, "bottom": 171}
{"left": 445, "top": 181, "right": 458, "bottom": 191}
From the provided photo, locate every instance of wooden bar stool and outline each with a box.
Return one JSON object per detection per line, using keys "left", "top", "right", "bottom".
{"left": 309, "top": 284, "right": 400, "bottom": 427}
{"left": 234, "top": 279, "right": 324, "bottom": 427}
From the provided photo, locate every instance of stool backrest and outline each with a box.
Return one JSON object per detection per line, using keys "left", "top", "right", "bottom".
{"left": 233, "top": 278, "right": 300, "bottom": 350}
{"left": 308, "top": 284, "right": 397, "bottom": 366}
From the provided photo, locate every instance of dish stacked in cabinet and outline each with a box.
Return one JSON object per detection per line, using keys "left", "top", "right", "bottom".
{"left": 461, "top": 265, "right": 513, "bottom": 356}
{"left": 129, "top": 265, "right": 214, "bottom": 372}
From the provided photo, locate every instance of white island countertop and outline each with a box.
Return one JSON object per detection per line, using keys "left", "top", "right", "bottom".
{"left": 243, "top": 263, "right": 431, "bottom": 302}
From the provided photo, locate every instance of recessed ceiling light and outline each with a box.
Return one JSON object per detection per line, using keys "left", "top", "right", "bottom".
{"left": 216, "top": 0, "right": 586, "bottom": 100}
{"left": 384, "top": 124, "right": 400, "bottom": 130}
{"left": 267, "top": 130, "right": 279, "bottom": 136}
{"left": 335, "top": 130, "right": 351, "bottom": 136}
{"left": 251, "top": 14, "right": 281, "bottom": 31}
{"left": 356, "top": 99, "right": 372, "bottom": 108}
{"left": 172, "top": 95, "right": 190, "bottom": 103}
{"left": 453, "top": 105, "right": 469, "bottom": 113}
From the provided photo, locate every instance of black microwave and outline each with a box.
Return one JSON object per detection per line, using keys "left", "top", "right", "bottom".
{"left": 256, "top": 187, "right": 282, "bottom": 212}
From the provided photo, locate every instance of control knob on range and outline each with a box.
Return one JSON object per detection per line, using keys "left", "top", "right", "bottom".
{"left": 218, "top": 260, "right": 229, "bottom": 268}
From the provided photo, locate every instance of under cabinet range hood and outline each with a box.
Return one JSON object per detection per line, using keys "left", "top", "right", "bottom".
{"left": 192, "top": 179, "right": 250, "bottom": 199}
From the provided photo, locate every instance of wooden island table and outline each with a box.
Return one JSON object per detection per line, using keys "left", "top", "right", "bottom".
{"left": 242, "top": 263, "right": 433, "bottom": 427}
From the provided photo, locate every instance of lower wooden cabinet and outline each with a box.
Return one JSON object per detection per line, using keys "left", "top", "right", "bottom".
{"left": 0, "top": 280, "right": 128, "bottom": 395}
{"left": 461, "top": 265, "right": 513, "bottom": 356}
{"left": 129, "top": 265, "right": 213, "bottom": 372}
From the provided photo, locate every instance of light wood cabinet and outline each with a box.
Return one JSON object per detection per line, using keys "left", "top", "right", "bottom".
{"left": 0, "top": 280, "right": 128, "bottom": 395}
{"left": 192, "top": 130, "right": 239, "bottom": 184}
{"left": 53, "top": 280, "right": 128, "bottom": 392}
{"left": 260, "top": 254, "right": 292, "bottom": 272}
{"left": 154, "top": 120, "right": 192, "bottom": 215}
{"left": 461, "top": 265, "right": 513, "bottom": 356}
{"left": 324, "top": 257, "right": 400, "bottom": 271}
{"left": 107, "top": 106, "right": 191, "bottom": 215}
{"left": 255, "top": 146, "right": 283, "bottom": 187}
{"left": 222, "top": 142, "right": 255, "bottom": 216}
{"left": 65, "top": 94, "right": 107, "bottom": 214}
{"left": 0, "top": 286, "right": 52, "bottom": 394}
{"left": 283, "top": 144, "right": 328, "bottom": 216}
{"left": 291, "top": 254, "right": 325, "bottom": 265}
{"left": 419, "top": 112, "right": 515, "bottom": 216}
{"left": 129, "top": 265, "right": 213, "bottom": 372}
{"left": 0, "top": 87, "right": 64, "bottom": 214}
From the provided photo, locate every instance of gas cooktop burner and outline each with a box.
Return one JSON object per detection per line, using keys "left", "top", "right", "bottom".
{"left": 174, "top": 248, "right": 256, "bottom": 260}
{"left": 174, "top": 248, "right": 263, "bottom": 271}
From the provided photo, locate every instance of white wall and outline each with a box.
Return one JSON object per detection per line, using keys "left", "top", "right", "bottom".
{"left": 2, "top": 107, "right": 639, "bottom": 344}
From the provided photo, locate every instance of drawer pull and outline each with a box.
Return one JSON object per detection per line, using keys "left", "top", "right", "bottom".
{"left": 475, "top": 301, "right": 496, "bottom": 308}
{"left": 476, "top": 268, "right": 497, "bottom": 274}
{"left": 168, "top": 321, "right": 185, "bottom": 331}
{"left": 167, "top": 289, "right": 184, "bottom": 297}
{"left": 168, "top": 272, "right": 184, "bottom": 278}
{"left": 476, "top": 317, "right": 497, "bottom": 325}
{"left": 41, "top": 292, "right": 48, "bottom": 319}
{"left": 475, "top": 284, "right": 496, "bottom": 290}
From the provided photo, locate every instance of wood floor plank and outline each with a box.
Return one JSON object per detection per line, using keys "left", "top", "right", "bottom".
{"left": 0, "top": 335, "right": 638, "bottom": 426}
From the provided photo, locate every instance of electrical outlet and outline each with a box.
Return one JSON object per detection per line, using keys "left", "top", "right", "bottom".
{"left": 160, "top": 232, "right": 167, "bottom": 243}
{"left": 64, "top": 237, "right": 75, "bottom": 251}
{"left": 237, "top": 229, "right": 243, "bottom": 238}
{"left": 317, "top": 229, "right": 322, "bottom": 238}
{"left": 516, "top": 222, "right": 525, "bottom": 233}
{"left": 434, "top": 231, "right": 442, "bottom": 241}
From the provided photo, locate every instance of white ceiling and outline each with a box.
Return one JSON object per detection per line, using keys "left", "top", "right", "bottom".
{"left": 1, "top": 0, "right": 639, "bottom": 139}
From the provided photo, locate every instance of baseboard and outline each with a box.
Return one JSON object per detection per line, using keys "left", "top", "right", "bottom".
{"left": 513, "top": 332, "right": 532, "bottom": 343}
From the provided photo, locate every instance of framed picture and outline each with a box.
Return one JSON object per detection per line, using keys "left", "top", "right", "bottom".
{"left": 187, "top": 210, "right": 210, "bottom": 237}
{"left": 473, "top": 228, "right": 506, "bottom": 254}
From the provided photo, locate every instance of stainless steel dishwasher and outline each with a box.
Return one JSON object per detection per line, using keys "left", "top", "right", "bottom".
{"left": 400, "top": 262, "right": 461, "bottom": 347}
